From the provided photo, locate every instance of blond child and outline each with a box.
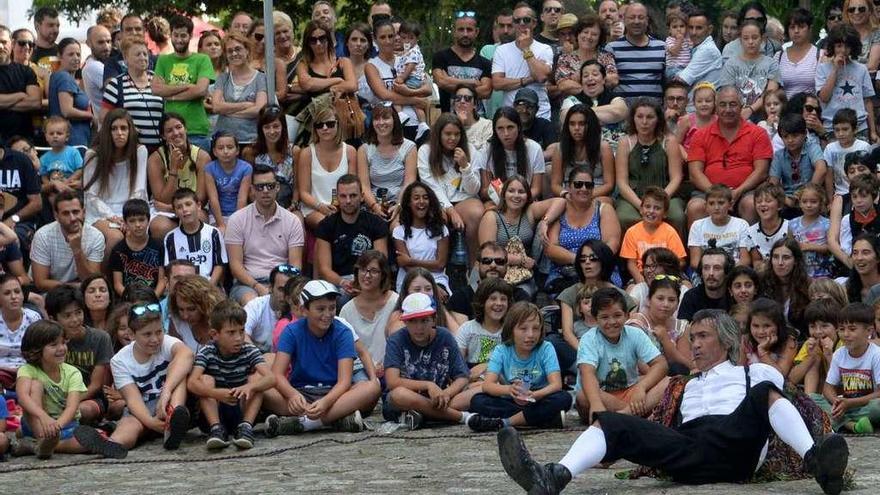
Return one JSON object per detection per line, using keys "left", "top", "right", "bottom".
{"left": 39, "top": 116, "right": 83, "bottom": 199}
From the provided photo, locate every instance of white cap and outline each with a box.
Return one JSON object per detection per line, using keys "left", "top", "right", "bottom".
{"left": 399, "top": 293, "right": 437, "bottom": 321}
{"left": 300, "top": 280, "right": 341, "bottom": 305}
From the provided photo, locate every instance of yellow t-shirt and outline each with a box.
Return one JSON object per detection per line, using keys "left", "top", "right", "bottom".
{"left": 17, "top": 363, "right": 86, "bottom": 420}
{"left": 793, "top": 340, "right": 845, "bottom": 365}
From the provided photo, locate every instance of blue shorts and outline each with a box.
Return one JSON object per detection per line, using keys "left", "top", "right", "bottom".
{"left": 405, "top": 75, "right": 422, "bottom": 90}
{"left": 21, "top": 418, "right": 78, "bottom": 440}
{"left": 198, "top": 402, "right": 244, "bottom": 433}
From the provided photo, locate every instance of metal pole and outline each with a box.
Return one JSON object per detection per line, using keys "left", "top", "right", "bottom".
{"left": 263, "top": 0, "right": 277, "bottom": 105}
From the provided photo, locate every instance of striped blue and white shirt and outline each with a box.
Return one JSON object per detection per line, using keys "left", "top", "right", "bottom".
{"left": 606, "top": 36, "right": 666, "bottom": 102}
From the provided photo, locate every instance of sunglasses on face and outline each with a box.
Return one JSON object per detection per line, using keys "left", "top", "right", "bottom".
{"left": 828, "top": 14, "right": 843, "bottom": 20}
{"left": 452, "top": 94, "right": 474, "bottom": 103}
{"left": 308, "top": 35, "right": 328, "bottom": 45}
{"left": 15, "top": 40, "right": 34, "bottom": 48}
{"left": 314, "top": 120, "right": 337, "bottom": 130}
{"left": 253, "top": 32, "right": 265, "bottom": 41}
{"left": 129, "top": 303, "right": 161, "bottom": 321}
{"left": 455, "top": 10, "right": 476, "bottom": 18}
{"left": 849, "top": 6, "right": 868, "bottom": 13}
{"left": 276, "top": 264, "right": 302, "bottom": 275}
{"left": 543, "top": 7, "right": 562, "bottom": 13}
{"left": 513, "top": 16, "right": 533, "bottom": 24}
{"left": 253, "top": 181, "right": 277, "bottom": 191}
{"left": 744, "top": 15, "right": 767, "bottom": 23}
{"left": 570, "top": 180, "right": 594, "bottom": 189}
{"left": 480, "top": 257, "right": 507, "bottom": 265}
{"left": 579, "top": 254, "right": 600, "bottom": 263}
{"left": 803, "top": 104, "right": 820, "bottom": 113}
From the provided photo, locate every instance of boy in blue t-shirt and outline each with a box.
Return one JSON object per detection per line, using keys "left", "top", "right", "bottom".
{"left": 39, "top": 116, "right": 83, "bottom": 204}
{"left": 262, "top": 280, "right": 381, "bottom": 435}
{"left": 383, "top": 292, "right": 473, "bottom": 430}
{"left": 575, "top": 288, "right": 668, "bottom": 422}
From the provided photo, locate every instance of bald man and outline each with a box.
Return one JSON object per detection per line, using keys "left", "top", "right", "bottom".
{"left": 83, "top": 25, "right": 112, "bottom": 116}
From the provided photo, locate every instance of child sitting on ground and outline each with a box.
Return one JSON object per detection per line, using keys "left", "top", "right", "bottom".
{"left": 620, "top": 186, "right": 687, "bottom": 284}
{"left": 575, "top": 288, "right": 668, "bottom": 422}
{"left": 790, "top": 299, "right": 842, "bottom": 394}
{"left": 815, "top": 302, "right": 880, "bottom": 433}
{"left": 394, "top": 21, "right": 426, "bottom": 122}
{"left": 739, "top": 298, "right": 798, "bottom": 376}
{"left": 187, "top": 300, "right": 275, "bottom": 450}
{"left": 108, "top": 199, "right": 166, "bottom": 298}
{"left": 457, "top": 278, "right": 514, "bottom": 382}
{"left": 468, "top": 301, "right": 572, "bottom": 431}
{"left": 39, "top": 116, "right": 83, "bottom": 202}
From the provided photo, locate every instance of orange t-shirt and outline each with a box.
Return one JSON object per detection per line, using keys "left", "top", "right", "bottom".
{"left": 620, "top": 221, "right": 687, "bottom": 270}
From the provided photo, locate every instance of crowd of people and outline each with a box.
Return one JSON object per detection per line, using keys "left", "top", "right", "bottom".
{"left": 0, "top": 0, "right": 875, "bottom": 492}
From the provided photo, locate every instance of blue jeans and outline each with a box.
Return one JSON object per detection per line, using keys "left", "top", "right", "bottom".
{"left": 188, "top": 134, "right": 211, "bottom": 152}
{"left": 470, "top": 391, "right": 572, "bottom": 426}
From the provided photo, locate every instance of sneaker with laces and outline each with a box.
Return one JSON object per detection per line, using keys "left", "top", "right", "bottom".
{"left": 233, "top": 422, "right": 255, "bottom": 449}
{"left": 35, "top": 436, "right": 59, "bottom": 460}
{"left": 73, "top": 425, "right": 128, "bottom": 459}
{"left": 398, "top": 410, "right": 424, "bottom": 431}
{"left": 333, "top": 410, "right": 364, "bottom": 432}
{"left": 163, "top": 405, "right": 191, "bottom": 450}
{"left": 264, "top": 414, "right": 304, "bottom": 438}
{"left": 206, "top": 424, "right": 230, "bottom": 450}
{"left": 467, "top": 413, "right": 505, "bottom": 432}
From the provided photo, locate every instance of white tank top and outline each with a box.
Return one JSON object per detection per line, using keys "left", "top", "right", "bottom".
{"left": 302, "top": 143, "right": 349, "bottom": 216}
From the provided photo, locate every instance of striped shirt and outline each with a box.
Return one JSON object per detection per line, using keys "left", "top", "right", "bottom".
{"left": 164, "top": 221, "right": 228, "bottom": 279}
{"left": 102, "top": 71, "right": 164, "bottom": 147}
{"left": 606, "top": 36, "right": 666, "bottom": 101}
{"left": 194, "top": 342, "right": 265, "bottom": 388}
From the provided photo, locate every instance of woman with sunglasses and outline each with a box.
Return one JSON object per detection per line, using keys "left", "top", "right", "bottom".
{"left": 554, "top": 14, "right": 619, "bottom": 98}
{"left": 545, "top": 165, "right": 621, "bottom": 290}
{"left": 11, "top": 29, "right": 48, "bottom": 114}
{"left": 772, "top": 92, "right": 829, "bottom": 151}
{"left": 212, "top": 33, "right": 268, "bottom": 148}
{"left": 480, "top": 107, "right": 545, "bottom": 201}
{"left": 297, "top": 105, "right": 357, "bottom": 230}
{"left": 549, "top": 103, "right": 613, "bottom": 199}
{"left": 451, "top": 85, "right": 492, "bottom": 152}
{"left": 842, "top": 0, "right": 880, "bottom": 73}
{"left": 168, "top": 274, "right": 225, "bottom": 352}
{"left": 614, "top": 98, "right": 684, "bottom": 234}
{"left": 356, "top": 103, "right": 417, "bottom": 219}
{"left": 247, "top": 21, "right": 288, "bottom": 104}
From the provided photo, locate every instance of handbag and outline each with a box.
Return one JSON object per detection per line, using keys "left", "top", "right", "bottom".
{"left": 504, "top": 236, "right": 534, "bottom": 285}
{"left": 333, "top": 91, "right": 366, "bottom": 140}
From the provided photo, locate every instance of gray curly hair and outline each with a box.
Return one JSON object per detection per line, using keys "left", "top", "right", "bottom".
{"left": 691, "top": 309, "right": 740, "bottom": 365}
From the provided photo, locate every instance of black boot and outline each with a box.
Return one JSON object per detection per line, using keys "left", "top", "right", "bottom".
{"left": 803, "top": 433, "right": 848, "bottom": 495}
{"left": 497, "top": 427, "right": 572, "bottom": 494}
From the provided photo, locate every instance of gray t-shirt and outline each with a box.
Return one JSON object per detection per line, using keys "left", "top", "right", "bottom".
{"left": 815, "top": 61, "right": 876, "bottom": 133}
{"left": 719, "top": 55, "right": 780, "bottom": 107}
{"left": 66, "top": 327, "right": 114, "bottom": 386}
{"left": 214, "top": 70, "right": 268, "bottom": 144}
{"left": 30, "top": 221, "right": 105, "bottom": 284}
{"left": 721, "top": 38, "right": 781, "bottom": 65}
{"left": 455, "top": 320, "right": 503, "bottom": 365}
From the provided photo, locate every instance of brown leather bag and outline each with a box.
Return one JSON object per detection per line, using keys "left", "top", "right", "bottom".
{"left": 333, "top": 92, "right": 365, "bottom": 140}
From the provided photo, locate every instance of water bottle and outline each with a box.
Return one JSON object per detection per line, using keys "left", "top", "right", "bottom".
{"left": 520, "top": 371, "right": 536, "bottom": 402}
{"left": 450, "top": 228, "right": 468, "bottom": 266}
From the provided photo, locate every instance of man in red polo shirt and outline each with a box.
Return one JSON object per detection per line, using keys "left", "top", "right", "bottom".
{"left": 686, "top": 85, "right": 772, "bottom": 227}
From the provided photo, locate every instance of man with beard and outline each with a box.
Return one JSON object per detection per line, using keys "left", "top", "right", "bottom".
{"left": 244, "top": 264, "right": 298, "bottom": 353}
{"left": 535, "top": 0, "right": 564, "bottom": 49}
{"left": 0, "top": 26, "right": 40, "bottom": 142}
{"left": 448, "top": 241, "right": 528, "bottom": 322}
{"left": 31, "top": 7, "right": 59, "bottom": 69}
{"left": 481, "top": 10, "right": 515, "bottom": 119}
{"left": 152, "top": 15, "right": 214, "bottom": 152}
{"left": 82, "top": 25, "right": 112, "bottom": 117}
{"left": 605, "top": 2, "right": 666, "bottom": 103}
{"left": 432, "top": 11, "right": 493, "bottom": 114}
{"left": 597, "top": 0, "right": 624, "bottom": 40}
{"left": 31, "top": 190, "right": 105, "bottom": 292}
{"left": 312, "top": 1, "right": 346, "bottom": 58}
{"left": 514, "top": 88, "right": 557, "bottom": 154}
{"left": 678, "top": 247, "right": 733, "bottom": 321}
{"left": 315, "top": 174, "right": 388, "bottom": 301}
{"left": 497, "top": 309, "right": 848, "bottom": 495}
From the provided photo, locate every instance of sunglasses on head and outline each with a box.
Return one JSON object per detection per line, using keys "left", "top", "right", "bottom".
{"left": 314, "top": 120, "right": 337, "bottom": 130}
{"left": 276, "top": 264, "right": 302, "bottom": 275}
{"left": 253, "top": 181, "right": 277, "bottom": 191}
{"left": 849, "top": 5, "right": 868, "bottom": 13}
{"left": 480, "top": 257, "right": 507, "bottom": 265}
{"left": 653, "top": 274, "right": 680, "bottom": 282}
{"left": 513, "top": 16, "right": 533, "bottom": 24}
{"left": 570, "top": 180, "right": 594, "bottom": 189}
{"left": 579, "top": 254, "right": 600, "bottom": 263}
{"left": 455, "top": 10, "right": 476, "bottom": 18}
{"left": 129, "top": 303, "right": 161, "bottom": 321}
{"left": 15, "top": 40, "right": 34, "bottom": 48}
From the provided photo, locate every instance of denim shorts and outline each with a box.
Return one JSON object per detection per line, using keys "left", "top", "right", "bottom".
{"left": 21, "top": 418, "right": 78, "bottom": 440}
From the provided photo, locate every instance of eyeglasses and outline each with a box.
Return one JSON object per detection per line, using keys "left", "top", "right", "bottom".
{"left": 570, "top": 180, "right": 594, "bottom": 189}
{"left": 253, "top": 181, "right": 278, "bottom": 191}
{"left": 15, "top": 40, "right": 34, "bottom": 48}
{"left": 226, "top": 46, "right": 246, "bottom": 55}
{"left": 276, "top": 264, "right": 302, "bottom": 275}
{"left": 513, "top": 16, "right": 533, "bottom": 24}
{"left": 253, "top": 32, "right": 265, "bottom": 41}
{"left": 129, "top": 303, "right": 161, "bottom": 321}
{"left": 480, "top": 257, "right": 507, "bottom": 265}
{"left": 452, "top": 94, "right": 474, "bottom": 103}
{"left": 849, "top": 6, "right": 868, "bottom": 13}
{"left": 308, "top": 35, "right": 328, "bottom": 45}
{"left": 314, "top": 120, "right": 337, "bottom": 130}
{"left": 579, "top": 254, "right": 600, "bottom": 263}
{"left": 360, "top": 267, "right": 382, "bottom": 276}
{"left": 455, "top": 10, "right": 476, "bottom": 18}
{"left": 803, "top": 104, "right": 820, "bottom": 113}
{"left": 543, "top": 7, "right": 562, "bottom": 13}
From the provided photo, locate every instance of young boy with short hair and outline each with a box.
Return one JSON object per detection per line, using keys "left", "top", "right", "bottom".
{"left": 745, "top": 182, "right": 789, "bottom": 272}
{"left": 45, "top": 285, "right": 113, "bottom": 425}
{"left": 824, "top": 108, "right": 871, "bottom": 199}
{"left": 687, "top": 184, "right": 751, "bottom": 270}
{"left": 842, "top": 174, "right": 880, "bottom": 240}
{"left": 575, "top": 288, "right": 668, "bottom": 422}
{"left": 72, "top": 303, "right": 194, "bottom": 457}
{"left": 187, "top": 299, "right": 275, "bottom": 450}
{"left": 262, "top": 280, "right": 380, "bottom": 435}
{"left": 620, "top": 186, "right": 687, "bottom": 283}
{"left": 815, "top": 302, "right": 880, "bottom": 433}
{"left": 383, "top": 292, "right": 476, "bottom": 430}
{"left": 790, "top": 299, "right": 842, "bottom": 394}
{"left": 39, "top": 116, "right": 83, "bottom": 200}
{"left": 108, "top": 199, "right": 166, "bottom": 297}
{"left": 770, "top": 113, "right": 828, "bottom": 208}
{"left": 163, "top": 188, "right": 227, "bottom": 287}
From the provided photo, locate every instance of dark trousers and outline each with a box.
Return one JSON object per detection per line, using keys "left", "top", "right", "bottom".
{"left": 546, "top": 333, "right": 577, "bottom": 374}
{"left": 597, "top": 380, "right": 781, "bottom": 484}
{"left": 470, "top": 391, "right": 572, "bottom": 427}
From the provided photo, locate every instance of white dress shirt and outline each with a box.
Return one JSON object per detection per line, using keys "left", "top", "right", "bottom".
{"left": 680, "top": 360, "right": 783, "bottom": 425}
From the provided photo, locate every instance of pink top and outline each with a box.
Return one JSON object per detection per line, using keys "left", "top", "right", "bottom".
{"left": 225, "top": 202, "right": 305, "bottom": 280}
{"left": 273, "top": 316, "right": 297, "bottom": 352}
{"left": 665, "top": 36, "right": 692, "bottom": 68}
{"left": 778, "top": 45, "right": 818, "bottom": 98}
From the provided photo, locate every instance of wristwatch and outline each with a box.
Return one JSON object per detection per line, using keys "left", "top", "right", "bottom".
{"left": 522, "top": 49, "right": 534, "bottom": 60}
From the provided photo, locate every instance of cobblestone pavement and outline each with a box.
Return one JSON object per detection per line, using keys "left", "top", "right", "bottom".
{"left": 0, "top": 421, "right": 878, "bottom": 494}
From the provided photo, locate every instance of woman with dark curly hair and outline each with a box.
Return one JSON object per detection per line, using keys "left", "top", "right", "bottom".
{"left": 168, "top": 274, "right": 225, "bottom": 352}
{"left": 761, "top": 237, "right": 811, "bottom": 335}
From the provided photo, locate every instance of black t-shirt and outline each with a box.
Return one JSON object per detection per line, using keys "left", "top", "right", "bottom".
{"left": 431, "top": 48, "right": 492, "bottom": 113}
{"left": 447, "top": 285, "right": 475, "bottom": 319}
{"left": 534, "top": 33, "right": 559, "bottom": 53}
{"left": 315, "top": 211, "right": 389, "bottom": 277}
{"left": 678, "top": 285, "right": 731, "bottom": 321}
{"left": 0, "top": 149, "right": 40, "bottom": 221}
{"left": 524, "top": 118, "right": 558, "bottom": 149}
{"left": 31, "top": 44, "right": 58, "bottom": 66}
{"left": 0, "top": 63, "right": 38, "bottom": 141}
{"left": 108, "top": 238, "right": 165, "bottom": 289}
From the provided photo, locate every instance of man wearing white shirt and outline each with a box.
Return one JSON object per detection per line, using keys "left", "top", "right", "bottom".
{"left": 244, "top": 264, "right": 298, "bottom": 353}
{"left": 498, "top": 309, "right": 849, "bottom": 495}
{"left": 491, "top": 2, "right": 553, "bottom": 119}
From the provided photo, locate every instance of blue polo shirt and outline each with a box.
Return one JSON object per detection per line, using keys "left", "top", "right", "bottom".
{"left": 277, "top": 317, "right": 357, "bottom": 388}
{"left": 769, "top": 137, "right": 824, "bottom": 195}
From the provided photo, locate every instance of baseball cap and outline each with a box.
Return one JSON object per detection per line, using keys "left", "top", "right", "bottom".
{"left": 514, "top": 88, "right": 539, "bottom": 107}
{"left": 558, "top": 13, "right": 578, "bottom": 31}
{"left": 300, "top": 280, "right": 341, "bottom": 305}
{"left": 399, "top": 293, "right": 437, "bottom": 321}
